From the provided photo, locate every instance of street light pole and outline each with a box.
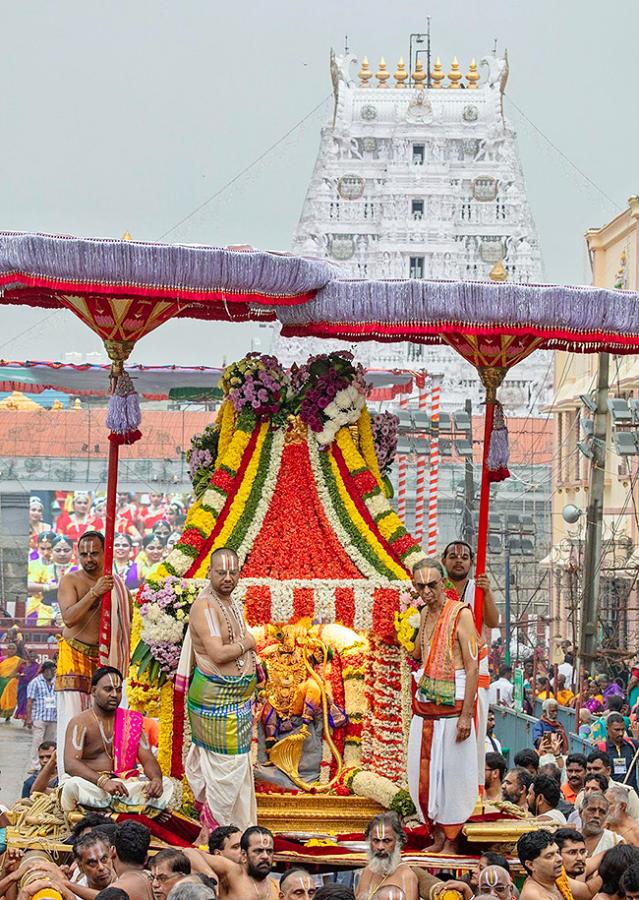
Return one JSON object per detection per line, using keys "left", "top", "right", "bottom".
{"left": 504, "top": 538, "right": 512, "bottom": 666}
{"left": 579, "top": 351, "right": 610, "bottom": 675}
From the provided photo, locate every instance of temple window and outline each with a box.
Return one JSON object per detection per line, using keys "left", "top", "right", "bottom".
{"left": 411, "top": 199, "right": 424, "bottom": 220}
{"left": 412, "top": 143, "right": 425, "bottom": 165}
{"left": 409, "top": 256, "right": 425, "bottom": 279}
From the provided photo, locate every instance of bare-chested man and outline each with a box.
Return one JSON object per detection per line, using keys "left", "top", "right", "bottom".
{"left": 406, "top": 558, "right": 479, "bottom": 853}
{"left": 181, "top": 547, "right": 257, "bottom": 832}
{"left": 355, "top": 813, "right": 418, "bottom": 900}
{"left": 56, "top": 531, "right": 131, "bottom": 778}
{"left": 442, "top": 541, "right": 499, "bottom": 785}
{"left": 61, "top": 666, "right": 173, "bottom": 815}
{"left": 184, "top": 825, "right": 278, "bottom": 900}
{"left": 517, "top": 830, "right": 598, "bottom": 900}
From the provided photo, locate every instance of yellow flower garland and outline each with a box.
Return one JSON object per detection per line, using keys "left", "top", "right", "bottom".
{"left": 217, "top": 398, "right": 236, "bottom": 461}
{"left": 127, "top": 608, "right": 161, "bottom": 717}
{"left": 194, "top": 422, "right": 268, "bottom": 578}
{"left": 336, "top": 428, "right": 414, "bottom": 564}
{"left": 357, "top": 407, "right": 385, "bottom": 492}
{"left": 328, "top": 437, "right": 406, "bottom": 580}
{"left": 157, "top": 681, "right": 174, "bottom": 776}
{"left": 154, "top": 422, "right": 256, "bottom": 583}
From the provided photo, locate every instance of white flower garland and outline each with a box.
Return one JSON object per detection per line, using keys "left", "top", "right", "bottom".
{"left": 236, "top": 428, "right": 285, "bottom": 567}
{"left": 140, "top": 604, "right": 185, "bottom": 645}
{"left": 167, "top": 549, "right": 194, "bottom": 578}
{"left": 352, "top": 770, "right": 399, "bottom": 809}
{"left": 307, "top": 433, "right": 382, "bottom": 579}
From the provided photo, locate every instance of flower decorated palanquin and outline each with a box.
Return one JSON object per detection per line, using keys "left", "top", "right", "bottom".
{"left": 130, "top": 352, "right": 425, "bottom": 813}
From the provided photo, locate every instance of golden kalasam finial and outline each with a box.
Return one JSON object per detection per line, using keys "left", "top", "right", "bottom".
{"left": 394, "top": 56, "right": 408, "bottom": 87}
{"left": 466, "top": 58, "right": 480, "bottom": 89}
{"left": 358, "top": 56, "right": 372, "bottom": 87}
{"left": 376, "top": 57, "right": 390, "bottom": 87}
{"left": 489, "top": 260, "right": 507, "bottom": 282}
{"left": 431, "top": 56, "right": 444, "bottom": 88}
{"left": 413, "top": 57, "right": 427, "bottom": 89}
{"left": 448, "top": 56, "right": 462, "bottom": 89}
{"left": 121, "top": 231, "right": 133, "bottom": 241}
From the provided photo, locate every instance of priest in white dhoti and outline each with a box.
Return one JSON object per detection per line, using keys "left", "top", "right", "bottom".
{"left": 407, "top": 558, "right": 480, "bottom": 854}
{"left": 442, "top": 540, "right": 499, "bottom": 795}
{"left": 177, "top": 548, "right": 258, "bottom": 833}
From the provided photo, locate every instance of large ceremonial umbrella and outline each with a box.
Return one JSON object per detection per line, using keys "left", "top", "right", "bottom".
{"left": 0, "top": 231, "right": 334, "bottom": 653}
{"left": 277, "top": 277, "right": 639, "bottom": 629}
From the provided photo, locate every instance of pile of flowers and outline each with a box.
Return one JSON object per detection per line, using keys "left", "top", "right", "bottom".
{"left": 221, "top": 353, "right": 288, "bottom": 421}
{"left": 335, "top": 767, "right": 416, "bottom": 818}
{"left": 370, "top": 411, "right": 399, "bottom": 474}
{"left": 294, "top": 352, "right": 368, "bottom": 447}
{"left": 131, "top": 577, "right": 202, "bottom": 684}
{"left": 394, "top": 613, "right": 420, "bottom": 657}
{"left": 394, "top": 584, "right": 426, "bottom": 654}
{"left": 187, "top": 424, "right": 219, "bottom": 499}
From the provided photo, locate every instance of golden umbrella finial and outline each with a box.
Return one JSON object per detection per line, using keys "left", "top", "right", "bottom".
{"left": 122, "top": 231, "right": 133, "bottom": 241}
{"left": 489, "top": 260, "right": 507, "bottom": 282}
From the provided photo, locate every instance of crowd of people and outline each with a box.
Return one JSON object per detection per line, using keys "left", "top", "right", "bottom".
{"left": 26, "top": 492, "right": 188, "bottom": 625}
{"left": 4, "top": 525, "right": 639, "bottom": 899}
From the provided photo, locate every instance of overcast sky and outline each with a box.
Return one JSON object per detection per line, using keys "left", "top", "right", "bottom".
{"left": 0, "top": 0, "right": 635, "bottom": 367}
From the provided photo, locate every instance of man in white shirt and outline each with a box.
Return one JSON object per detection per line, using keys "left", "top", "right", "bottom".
{"left": 527, "top": 774, "right": 567, "bottom": 824}
{"left": 489, "top": 665, "right": 514, "bottom": 707}
{"left": 558, "top": 653, "right": 575, "bottom": 690}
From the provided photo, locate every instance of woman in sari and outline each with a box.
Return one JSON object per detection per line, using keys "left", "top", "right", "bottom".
{"left": 0, "top": 641, "right": 25, "bottom": 722}
{"left": 14, "top": 651, "right": 40, "bottom": 723}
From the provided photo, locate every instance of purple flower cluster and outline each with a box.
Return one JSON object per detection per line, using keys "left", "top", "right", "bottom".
{"left": 299, "top": 369, "right": 350, "bottom": 432}
{"left": 371, "top": 411, "right": 399, "bottom": 474}
{"left": 222, "top": 354, "right": 288, "bottom": 419}
{"left": 295, "top": 351, "right": 369, "bottom": 433}
{"left": 188, "top": 447, "right": 213, "bottom": 481}
{"left": 137, "top": 576, "right": 197, "bottom": 617}
{"left": 147, "top": 640, "right": 182, "bottom": 677}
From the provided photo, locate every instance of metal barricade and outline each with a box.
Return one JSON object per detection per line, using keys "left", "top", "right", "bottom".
{"left": 491, "top": 704, "right": 592, "bottom": 761}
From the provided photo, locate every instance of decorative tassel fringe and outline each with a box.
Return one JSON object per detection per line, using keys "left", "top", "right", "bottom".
{"left": 107, "top": 371, "right": 143, "bottom": 445}
{"left": 487, "top": 401, "right": 510, "bottom": 483}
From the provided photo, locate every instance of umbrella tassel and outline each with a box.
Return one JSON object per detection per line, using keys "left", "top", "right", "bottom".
{"left": 487, "top": 400, "right": 510, "bottom": 483}
{"left": 107, "top": 370, "right": 142, "bottom": 445}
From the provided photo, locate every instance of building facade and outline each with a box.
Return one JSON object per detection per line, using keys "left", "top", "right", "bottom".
{"left": 548, "top": 196, "right": 639, "bottom": 653}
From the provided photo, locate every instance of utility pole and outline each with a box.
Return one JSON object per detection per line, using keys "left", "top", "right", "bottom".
{"left": 504, "top": 539, "right": 512, "bottom": 665}
{"left": 462, "top": 398, "right": 475, "bottom": 546}
{"left": 579, "top": 351, "right": 610, "bottom": 675}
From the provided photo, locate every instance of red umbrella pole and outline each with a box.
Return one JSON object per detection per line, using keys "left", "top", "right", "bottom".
{"left": 473, "top": 367, "right": 506, "bottom": 633}
{"left": 473, "top": 399, "right": 495, "bottom": 632}
{"left": 99, "top": 439, "right": 119, "bottom": 663}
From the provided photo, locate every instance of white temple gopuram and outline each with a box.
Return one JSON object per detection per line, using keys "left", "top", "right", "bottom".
{"left": 272, "top": 47, "right": 550, "bottom": 415}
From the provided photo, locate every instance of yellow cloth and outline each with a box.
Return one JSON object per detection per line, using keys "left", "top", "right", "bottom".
{"left": 557, "top": 689, "right": 575, "bottom": 707}
{"left": 0, "top": 655, "right": 22, "bottom": 716}
{"left": 55, "top": 637, "right": 99, "bottom": 695}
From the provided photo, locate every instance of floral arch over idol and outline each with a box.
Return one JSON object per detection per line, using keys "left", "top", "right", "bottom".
{"left": 128, "top": 351, "right": 424, "bottom": 823}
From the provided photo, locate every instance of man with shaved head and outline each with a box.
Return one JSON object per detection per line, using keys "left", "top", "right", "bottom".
{"left": 181, "top": 547, "right": 258, "bottom": 831}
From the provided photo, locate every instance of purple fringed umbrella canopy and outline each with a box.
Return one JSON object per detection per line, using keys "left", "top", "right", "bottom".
{"left": 0, "top": 230, "right": 336, "bottom": 660}
{"left": 277, "top": 275, "right": 639, "bottom": 629}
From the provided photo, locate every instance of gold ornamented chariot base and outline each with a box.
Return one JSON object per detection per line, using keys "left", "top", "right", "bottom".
{"left": 256, "top": 792, "right": 385, "bottom": 834}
